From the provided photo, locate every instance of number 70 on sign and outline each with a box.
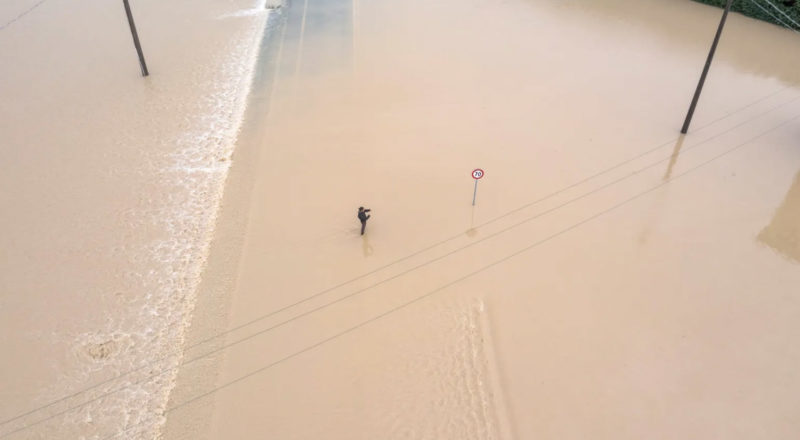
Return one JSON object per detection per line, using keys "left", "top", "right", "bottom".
{"left": 471, "top": 168, "right": 484, "bottom": 205}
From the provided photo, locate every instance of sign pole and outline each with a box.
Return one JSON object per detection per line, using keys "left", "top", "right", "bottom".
{"left": 471, "top": 168, "right": 484, "bottom": 205}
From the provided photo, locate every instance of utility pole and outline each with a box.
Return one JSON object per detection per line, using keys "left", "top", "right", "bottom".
{"left": 681, "top": 0, "right": 733, "bottom": 134}
{"left": 122, "top": 0, "right": 149, "bottom": 77}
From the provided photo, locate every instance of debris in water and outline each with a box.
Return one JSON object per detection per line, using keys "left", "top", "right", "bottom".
{"left": 85, "top": 340, "right": 116, "bottom": 360}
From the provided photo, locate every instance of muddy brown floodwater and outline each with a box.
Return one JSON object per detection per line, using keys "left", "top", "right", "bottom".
{"left": 161, "top": 0, "right": 800, "bottom": 439}
{"left": 3, "top": 0, "right": 800, "bottom": 438}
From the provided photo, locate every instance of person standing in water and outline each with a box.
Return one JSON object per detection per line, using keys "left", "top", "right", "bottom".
{"left": 358, "top": 206, "right": 371, "bottom": 235}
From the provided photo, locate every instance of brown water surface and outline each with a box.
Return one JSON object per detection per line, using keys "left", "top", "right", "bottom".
{"left": 163, "top": 0, "right": 800, "bottom": 439}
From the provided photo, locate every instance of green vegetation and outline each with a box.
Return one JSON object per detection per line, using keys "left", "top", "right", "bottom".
{"left": 692, "top": 0, "right": 800, "bottom": 30}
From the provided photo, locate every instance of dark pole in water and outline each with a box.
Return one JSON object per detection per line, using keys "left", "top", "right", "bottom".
{"left": 122, "top": 0, "right": 149, "bottom": 77}
{"left": 681, "top": 0, "right": 733, "bottom": 134}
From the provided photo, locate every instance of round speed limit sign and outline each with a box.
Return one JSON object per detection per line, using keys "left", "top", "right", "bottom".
{"left": 472, "top": 168, "right": 484, "bottom": 180}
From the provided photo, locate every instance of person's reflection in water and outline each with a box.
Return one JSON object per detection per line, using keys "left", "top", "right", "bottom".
{"left": 362, "top": 234, "right": 373, "bottom": 257}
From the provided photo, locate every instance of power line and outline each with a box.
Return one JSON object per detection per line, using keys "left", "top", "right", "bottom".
{"left": 181, "top": 87, "right": 794, "bottom": 364}
{"left": 104, "top": 109, "right": 800, "bottom": 440}
{"left": 761, "top": 0, "right": 800, "bottom": 29}
{"left": 749, "top": 0, "right": 800, "bottom": 32}
{"left": 0, "top": 0, "right": 50, "bottom": 31}
{"left": 0, "top": 86, "right": 795, "bottom": 435}
{"left": 474, "top": 89, "right": 790, "bottom": 229}
{"left": 4, "top": 93, "right": 798, "bottom": 439}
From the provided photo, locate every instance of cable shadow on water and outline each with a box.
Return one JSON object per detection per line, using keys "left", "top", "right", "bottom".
{"left": 104, "top": 110, "right": 800, "bottom": 440}
{"left": 0, "top": 0, "right": 50, "bottom": 31}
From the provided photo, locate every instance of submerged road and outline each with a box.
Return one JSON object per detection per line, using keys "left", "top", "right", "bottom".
{"left": 161, "top": 0, "right": 800, "bottom": 439}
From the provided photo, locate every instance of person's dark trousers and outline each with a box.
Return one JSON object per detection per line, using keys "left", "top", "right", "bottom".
{"left": 360, "top": 220, "right": 367, "bottom": 235}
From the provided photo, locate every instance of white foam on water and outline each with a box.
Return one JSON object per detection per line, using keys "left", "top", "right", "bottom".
{"left": 26, "top": 3, "right": 278, "bottom": 440}
{"left": 219, "top": 0, "right": 280, "bottom": 19}
{"left": 126, "top": 4, "right": 276, "bottom": 437}
{"left": 372, "top": 297, "right": 504, "bottom": 439}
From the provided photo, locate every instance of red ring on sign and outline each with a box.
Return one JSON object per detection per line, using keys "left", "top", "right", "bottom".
{"left": 472, "top": 168, "right": 484, "bottom": 180}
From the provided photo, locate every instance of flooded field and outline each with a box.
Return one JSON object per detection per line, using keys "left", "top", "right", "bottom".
{"left": 163, "top": 0, "right": 800, "bottom": 439}
{"left": 2, "top": 0, "right": 799, "bottom": 439}
{"left": 0, "top": 0, "right": 271, "bottom": 438}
